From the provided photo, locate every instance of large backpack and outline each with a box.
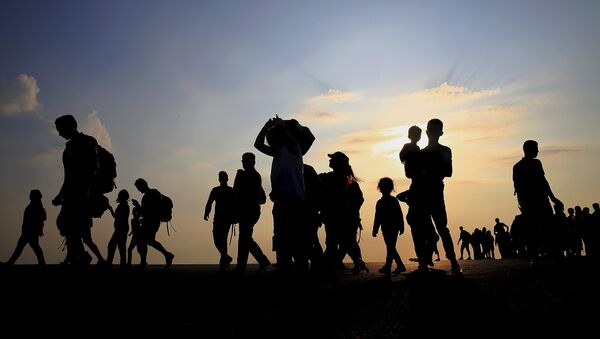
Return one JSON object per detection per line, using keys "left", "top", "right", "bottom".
{"left": 93, "top": 145, "right": 117, "bottom": 194}
{"left": 159, "top": 193, "right": 173, "bottom": 223}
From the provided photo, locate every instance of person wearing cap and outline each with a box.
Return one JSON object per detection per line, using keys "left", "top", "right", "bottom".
{"left": 255, "top": 117, "right": 308, "bottom": 272}
{"left": 319, "top": 151, "right": 368, "bottom": 273}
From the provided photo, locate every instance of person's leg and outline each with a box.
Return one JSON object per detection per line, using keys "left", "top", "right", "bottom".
{"left": 82, "top": 228, "right": 106, "bottom": 264}
{"left": 117, "top": 234, "right": 127, "bottom": 266}
{"left": 6, "top": 235, "right": 29, "bottom": 264}
{"left": 28, "top": 236, "right": 46, "bottom": 265}
{"left": 106, "top": 232, "right": 118, "bottom": 264}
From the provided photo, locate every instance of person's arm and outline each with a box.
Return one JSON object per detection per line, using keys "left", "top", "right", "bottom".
{"left": 372, "top": 202, "right": 381, "bottom": 237}
{"left": 204, "top": 189, "right": 216, "bottom": 221}
{"left": 108, "top": 204, "right": 115, "bottom": 218}
{"left": 254, "top": 119, "right": 276, "bottom": 156}
{"left": 443, "top": 147, "right": 453, "bottom": 178}
{"left": 539, "top": 161, "right": 561, "bottom": 205}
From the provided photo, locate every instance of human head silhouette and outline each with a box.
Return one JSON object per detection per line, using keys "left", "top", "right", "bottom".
{"left": 495, "top": 218, "right": 500, "bottom": 223}
{"left": 134, "top": 178, "right": 149, "bottom": 194}
{"left": 523, "top": 140, "right": 539, "bottom": 159}
{"left": 568, "top": 207, "right": 574, "bottom": 215}
{"left": 218, "top": 171, "right": 228, "bottom": 184}
{"left": 426, "top": 118, "right": 444, "bottom": 142}
{"left": 242, "top": 152, "right": 256, "bottom": 171}
{"left": 593, "top": 203, "right": 599, "bottom": 211}
{"left": 117, "top": 189, "right": 129, "bottom": 203}
{"left": 266, "top": 125, "right": 286, "bottom": 149}
{"left": 408, "top": 125, "right": 422, "bottom": 144}
{"left": 55, "top": 115, "right": 78, "bottom": 140}
{"left": 459, "top": 226, "right": 464, "bottom": 231}
{"left": 29, "top": 189, "right": 42, "bottom": 201}
{"left": 377, "top": 177, "right": 394, "bottom": 195}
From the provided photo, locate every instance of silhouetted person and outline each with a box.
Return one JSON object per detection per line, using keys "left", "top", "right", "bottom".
{"left": 471, "top": 228, "right": 484, "bottom": 260}
{"left": 591, "top": 203, "right": 600, "bottom": 257}
{"left": 106, "top": 189, "right": 130, "bottom": 267}
{"left": 549, "top": 202, "right": 567, "bottom": 260}
{"left": 457, "top": 226, "right": 471, "bottom": 260}
{"left": 52, "top": 114, "right": 98, "bottom": 266}
{"left": 255, "top": 117, "right": 308, "bottom": 272}
{"left": 421, "top": 119, "right": 461, "bottom": 274}
{"left": 232, "top": 153, "right": 271, "bottom": 273}
{"left": 372, "top": 177, "right": 406, "bottom": 276}
{"left": 581, "top": 207, "right": 594, "bottom": 257}
{"left": 399, "top": 125, "right": 422, "bottom": 179}
{"left": 204, "top": 171, "right": 235, "bottom": 271}
{"left": 303, "top": 163, "right": 325, "bottom": 272}
{"left": 493, "top": 218, "right": 512, "bottom": 259}
{"left": 3, "top": 190, "right": 46, "bottom": 265}
{"left": 127, "top": 206, "right": 141, "bottom": 266}
{"left": 319, "top": 151, "right": 368, "bottom": 273}
{"left": 484, "top": 230, "right": 495, "bottom": 259}
{"left": 513, "top": 140, "right": 562, "bottom": 266}
{"left": 133, "top": 178, "right": 174, "bottom": 268}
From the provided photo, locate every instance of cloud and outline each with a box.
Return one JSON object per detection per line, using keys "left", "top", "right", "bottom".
{"left": 82, "top": 110, "right": 113, "bottom": 150}
{"left": 0, "top": 74, "right": 41, "bottom": 116}
{"left": 309, "top": 89, "right": 360, "bottom": 103}
{"left": 423, "top": 82, "right": 500, "bottom": 101}
{"left": 293, "top": 108, "right": 348, "bottom": 124}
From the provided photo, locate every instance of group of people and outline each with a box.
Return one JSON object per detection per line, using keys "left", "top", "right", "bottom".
{"left": 3, "top": 114, "right": 595, "bottom": 274}
{"left": 2, "top": 115, "right": 174, "bottom": 268}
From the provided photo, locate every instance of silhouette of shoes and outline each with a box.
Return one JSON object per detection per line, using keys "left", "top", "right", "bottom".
{"left": 165, "top": 253, "right": 175, "bottom": 269}
{"left": 352, "top": 260, "right": 369, "bottom": 274}
{"left": 392, "top": 265, "right": 407, "bottom": 275}
{"left": 451, "top": 263, "right": 463, "bottom": 275}
{"left": 259, "top": 264, "right": 276, "bottom": 273}
{"left": 378, "top": 267, "right": 391, "bottom": 276}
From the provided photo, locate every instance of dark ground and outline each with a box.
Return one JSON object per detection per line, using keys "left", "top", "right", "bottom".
{"left": 1, "top": 258, "right": 599, "bottom": 338}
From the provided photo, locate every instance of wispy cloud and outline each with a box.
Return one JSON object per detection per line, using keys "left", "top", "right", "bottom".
{"left": 309, "top": 89, "right": 360, "bottom": 103}
{"left": 423, "top": 82, "right": 500, "bottom": 101}
{"left": 293, "top": 108, "right": 348, "bottom": 123}
{"left": 82, "top": 110, "right": 113, "bottom": 150}
{"left": 0, "top": 74, "right": 41, "bottom": 117}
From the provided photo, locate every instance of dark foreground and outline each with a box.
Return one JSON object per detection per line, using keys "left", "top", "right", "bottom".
{"left": 2, "top": 258, "right": 599, "bottom": 338}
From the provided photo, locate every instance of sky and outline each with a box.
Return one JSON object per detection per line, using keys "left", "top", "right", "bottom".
{"left": 1, "top": 0, "right": 599, "bottom": 264}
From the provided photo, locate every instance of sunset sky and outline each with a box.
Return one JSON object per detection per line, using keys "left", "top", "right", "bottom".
{"left": 2, "top": 1, "right": 599, "bottom": 264}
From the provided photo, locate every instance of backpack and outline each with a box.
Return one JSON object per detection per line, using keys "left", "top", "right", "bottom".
{"left": 93, "top": 145, "right": 117, "bottom": 194}
{"left": 159, "top": 194, "right": 173, "bottom": 223}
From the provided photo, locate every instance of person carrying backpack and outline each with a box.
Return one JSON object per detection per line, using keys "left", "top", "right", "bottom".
{"left": 133, "top": 178, "right": 174, "bottom": 269}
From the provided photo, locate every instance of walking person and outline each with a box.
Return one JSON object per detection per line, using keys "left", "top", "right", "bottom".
{"left": 3, "top": 190, "right": 46, "bottom": 265}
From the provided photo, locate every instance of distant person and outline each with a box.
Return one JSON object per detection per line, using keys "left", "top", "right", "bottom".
{"left": 319, "top": 151, "right": 368, "bottom": 273}
{"left": 232, "top": 153, "right": 272, "bottom": 273}
{"left": 133, "top": 178, "right": 174, "bottom": 269}
{"left": 493, "top": 218, "right": 513, "bottom": 259}
{"left": 127, "top": 206, "right": 141, "bottom": 266}
{"left": 204, "top": 171, "right": 236, "bottom": 272}
{"left": 3, "top": 190, "right": 46, "bottom": 265}
{"left": 513, "top": 140, "right": 562, "bottom": 266}
{"left": 457, "top": 226, "right": 471, "bottom": 260}
{"left": 399, "top": 125, "right": 422, "bottom": 179}
{"left": 255, "top": 117, "right": 308, "bottom": 272}
{"left": 420, "top": 119, "right": 461, "bottom": 274}
{"left": 106, "top": 189, "right": 130, "bottom": 267}
{"left": 372, "top": 177, "right": 406, "bottom": 276}
{"left": 52, "top": 114, "right": 99, "bottom": 266}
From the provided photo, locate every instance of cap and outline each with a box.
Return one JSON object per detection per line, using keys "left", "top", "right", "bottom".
{"left": 327, "top": 151, "right": 349, "bottom": 163}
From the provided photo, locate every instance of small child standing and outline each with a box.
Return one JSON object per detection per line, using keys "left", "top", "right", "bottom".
{"left": 373, "top": 178, "right": 406, "bottom": 275}
{"left": 4, "top": 190, "right": 46, "bottom": 265}
{"left": 399, "top": 125, "right": 422, "bottom": 179}
{"left": 107, "top": 189, "right": 130, "bottom": 267}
